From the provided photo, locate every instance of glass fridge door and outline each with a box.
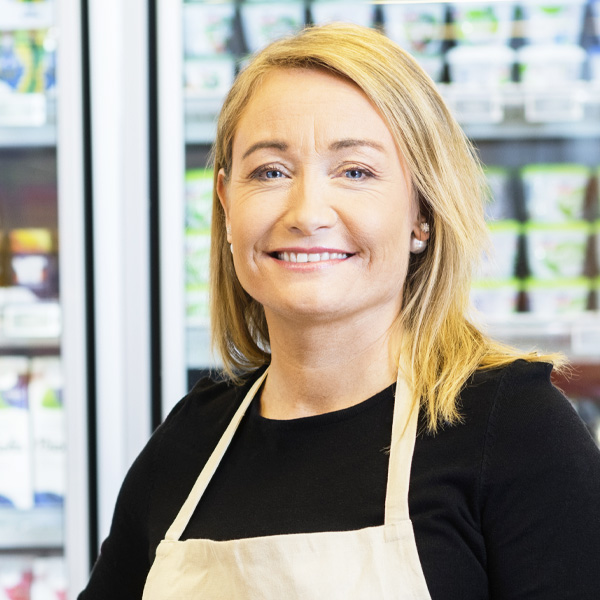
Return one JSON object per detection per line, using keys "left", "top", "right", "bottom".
{"left": 0, "top": 0, "right": 91, "bottom": 596}
{"left": 157, "top": 0, "right": 600, "bottom": 435}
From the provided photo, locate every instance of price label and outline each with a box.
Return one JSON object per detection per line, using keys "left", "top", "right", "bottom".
{"left": 0, "top": 0, "right": 54, "bottom": 30}
{"left": 445, "top": 87, "right": 504, "bottom": 124}
{"left": 572, "top": 321, "right": 600, "bottom": 358}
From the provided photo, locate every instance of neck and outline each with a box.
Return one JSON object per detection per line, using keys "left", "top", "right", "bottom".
{"left": 259, "top": 311, "right": 400, "bottom": 420}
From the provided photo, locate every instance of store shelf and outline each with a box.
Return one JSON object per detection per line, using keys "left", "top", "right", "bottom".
{"left": 0, "top": 506, "right": 63, "bottom": 552}
{"left": 184, "top": 83, "right": 600, "bottom": 145}
{"left": 480, "top": 313, "right": 600, "bottom": 362}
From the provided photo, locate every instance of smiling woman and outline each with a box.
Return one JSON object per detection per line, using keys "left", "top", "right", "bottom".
{"left": 79, "top": 23, "right": 600, "bottom": 600}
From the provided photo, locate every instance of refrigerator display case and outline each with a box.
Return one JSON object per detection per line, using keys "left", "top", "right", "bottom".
{"left": 0, "top": 0, "right": 91, "bottom": 597}
{"left": 156, "top": 0, "right": 600, "bottom": 440}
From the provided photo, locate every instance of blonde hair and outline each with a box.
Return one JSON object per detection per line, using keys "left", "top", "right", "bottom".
{"left": 209, "top": 23, "right": 563, "bottom": 432}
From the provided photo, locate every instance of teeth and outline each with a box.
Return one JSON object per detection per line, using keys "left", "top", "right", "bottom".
{"left": 276, "top": 251, "right": 349, "bottom": 263}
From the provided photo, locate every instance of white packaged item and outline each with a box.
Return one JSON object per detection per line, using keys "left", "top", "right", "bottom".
{"left": 240, "top": 2, "right": 305, "bottom": 53}
{"left": 31, "top": 556, "right": 67, "bottom": 600}
{"left": 470, "top": 278, "right": 520, "bottom": 317}
{"left": 185, "top": 231, "right": 211, "bottom": 287}
{"left": 29, "top": 357, "right": 65, "bottom": 507}
{"left": 449, "top": 2, "right": 515, "bottom": 45}
{"left": 0, "top": 356, "right": 33, "bottom": 510}
{"left": 382, "top": 2, "right": 446, "bottom": 57}
{"left": 3, "top": 301, "right": 61, "bottom": 339}
{"left": 478, "top": 220, "right": 521, "bottom": 279}
{"left": 521, "top": 163, "right": 589, "bottom": 222}
{"left": 0, "top": 557, "right": 32, "bottom": 600}
{"left": 184, "top": 56, "right": 236, "bottom": 100}
{"left": 484, "top": 166, "right": 514, "bottom": 220}
{"left": 525, "top": 221, "right": 590, "bottom": 279}
{"left": 183, "top": 2, "right": 236, "bottom": 56}
{"left": 520, "top": 0, "right": 587, "bottom": 45}
{"left": 186, "top": 169, "right": 214, "bottom": 231}
{"left": 525, "top": 277, "right": 590, "bottom": 314}
{"left": 186, "top": 283, "right": 210, "bottom": 328}
{"left": 310, "top": 1, "right": 374, "bottom": 27}
{"left": 447, "top": 44, "right": 515, "bottom": 86}
{"left": 517, "top": 43, "right": 586, "bottom": 86}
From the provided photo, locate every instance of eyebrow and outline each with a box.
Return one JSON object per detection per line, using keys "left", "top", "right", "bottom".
{"left": 240, "top": 138, "right": 386, "bottom": 161}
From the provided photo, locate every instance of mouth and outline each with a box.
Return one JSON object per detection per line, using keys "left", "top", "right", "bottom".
{"left": 270, "top": 250, "right": 353, "bottom": 263}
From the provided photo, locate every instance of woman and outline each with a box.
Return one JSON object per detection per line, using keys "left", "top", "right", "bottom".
{"left": 80, "top": 24, "right": 600, "bottom": 599}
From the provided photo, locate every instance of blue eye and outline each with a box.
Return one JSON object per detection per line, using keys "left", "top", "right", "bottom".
{"left": 345, "top": 169, "right": 365, "bottom": 179}
{"left": 265, "top": 169, "right": 284, "bottom": 179}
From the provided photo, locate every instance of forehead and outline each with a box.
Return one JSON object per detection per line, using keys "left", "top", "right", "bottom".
{"left": 233, "top": 68, "right": 396, "bottom": 151}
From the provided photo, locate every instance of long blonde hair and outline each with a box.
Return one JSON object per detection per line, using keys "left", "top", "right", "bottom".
{"left": 209, "top": 23, "right": 563, "bottom": 432}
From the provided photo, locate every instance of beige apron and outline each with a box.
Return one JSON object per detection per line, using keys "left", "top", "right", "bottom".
{"left": 142, "top": 368, "right": 431, "bottom": 599}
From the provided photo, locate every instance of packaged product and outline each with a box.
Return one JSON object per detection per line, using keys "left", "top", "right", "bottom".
{"left": 449, "top": 2, "right": 515, "bottom": 46}
{"left": 519, "top": 0, "right": 587, "bottom": 45}
{"left": 310, "top": 1, "right": 374, "bottom": 28}
{"left": 484, "top": 166, "right": 514, "bottom": 221}
{"left": 590, "top": 46, "right": 600, "bottom": 82}
{"left": 447, "top": 44, "right": 515, "bottom": 86}
{"left": 8, "top": 228, "right": 58, "bottom": 298}
{"left": 524, "top": 221, "right": 591, "bottom": 279}
{"left": 521, "top": 163, "right": 589, "bottom": 222}
{"left": 517, "top": 43, "right": 586, "bottom": 86}
{"left": 186, "top": 283, "right": 210, "bottom": 328}
{"left": 185, "top": 230, "right": 211, "bottom": 287}
{"left": 478, "top": 220, "right": 521, "bottom": 279}
{"left": 185, "top": 169, "right": 213, "bottom": 230}
{"left": 470, "top": 278, "right": 520, "bottom": 317}
{"left": 0, "top": 356, "right": 33, "bottom": 510}
{"left": 0, "top": 30, "right": 47, "bottom": 94}
{"left": 525, "top": 277, "right": 590, "bottom": 314}
{"left": 0, "top": 557, "right": 32, "bottom": 600}
{"left": 592, "top": 0, "right": 600, "bottom": 40}
{"left": 29, "top": 357, "right": 65, "bottom": 507}
{"left": 30, "top": 556, "right": 67, "bottom": 600}
{"left": 183, "top": 2, "right": 236, "bottom": 56}
{"left": 184, "top": 56, "right": 236, "bottom": 100}
{"left": 240, "top": 1, "right": 305, "bottom": 53}
{"left": 382, "top": 2, "right": 446, "bottom": 82}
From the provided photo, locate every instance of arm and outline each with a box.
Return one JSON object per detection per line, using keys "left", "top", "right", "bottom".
{"left": 482, "top": 362, "right": 600, "bottom": 599}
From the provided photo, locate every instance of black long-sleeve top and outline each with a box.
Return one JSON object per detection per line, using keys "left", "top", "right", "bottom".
{"left": 79, "top": 359, "right": 600, "bottom": 599}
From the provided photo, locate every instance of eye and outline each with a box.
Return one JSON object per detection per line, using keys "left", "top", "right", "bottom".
{"left": 345, "top": 169, "right": 365, "bottom": 179}
{"left": 250, "top": 165, "right": 287, "bottom": 180}
{"left": 264, "top": 169, "right": 284, "bottom": 179}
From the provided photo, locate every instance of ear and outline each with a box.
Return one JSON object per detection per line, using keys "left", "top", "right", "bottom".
{"left": 216, "top": 168, "right": 231, "bottom": 243}
{"left": 412, "top": 214, "right": 431, "bottom": 242}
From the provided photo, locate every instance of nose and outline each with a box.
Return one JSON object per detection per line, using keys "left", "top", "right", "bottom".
{"left": 283, "top": 172, "right": 337, "bottom": 235}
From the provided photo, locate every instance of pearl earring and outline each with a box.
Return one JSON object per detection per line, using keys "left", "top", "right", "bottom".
{"left": 410, "top": 237, "right": 428, "bottom": 254}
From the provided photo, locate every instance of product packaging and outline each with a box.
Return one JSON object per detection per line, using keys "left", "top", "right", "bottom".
{"left": 185, "top": 169, "right": 213, "bottom": 231}
{"left": 521, "top": 163, "right": 589, "bottom": 222}
{"left": 0, "top": 356, "right": 33, "bottom": 510}
{"left": 470, "top": 278, "right": 520, "bottom": 317}
{"left": 524, "top": 221, "right": 591, "bottom": 279}
{"left": 590, "top": 46, "right": 600, "bottom": 82}
{"left": 29, "top": 357, "right": 65, "bottom": 507}
{"left": 8, "top": 228, "right": 58, "bottom": 298}
{"left": 447, "top": 44, "right": 516, "bottom": 86}
{"left": 449, "top": 2, "right": 515, "bottom": 45}
{"left": 30, "top": 556, "right": 68, "bottom": 600}
{"left": 310, "top": 1, "right": 375, "bottom": 27}
{"left": 519, "top": 0, "right": 587, "bottom": 45}
{"left": 484, "top": 166, "right": 514, "bottom": 220}
{"left": 185, "top": 231, "right": 211, "bottom": 288}
{"left": 525, "top": 277, "right": 591, "bottom": 314}
{"left": 517, "top": 43, "right": 586, "bottom": 86}
{"left": 240, "top": 1, "right": 305, "bottom": 53}
{"left": 0, "top": 557, "right": 33, "bottom": 600}
{"left": 0, "top": 30, "right": 46, "bottom": 94}
{"left": 478, "top": 220, "right": 521, "bottom": 279}
{"left": 184, "top": 56, "right": 236, "bottom": 100}
{"left": 183, "top": 2, "right": 236, "bottom": 56}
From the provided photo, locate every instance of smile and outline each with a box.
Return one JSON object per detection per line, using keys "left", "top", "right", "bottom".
{"left": 275, "top": 251, "right": 350, "bottom": 263}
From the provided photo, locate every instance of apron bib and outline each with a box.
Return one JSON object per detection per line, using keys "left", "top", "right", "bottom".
{"left": 143, "top": 369, "right": 431, "bottom": 599}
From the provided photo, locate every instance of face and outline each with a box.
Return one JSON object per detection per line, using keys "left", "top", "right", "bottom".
{"left": 218, "top": 68, "right": 428, "bottom": 329}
